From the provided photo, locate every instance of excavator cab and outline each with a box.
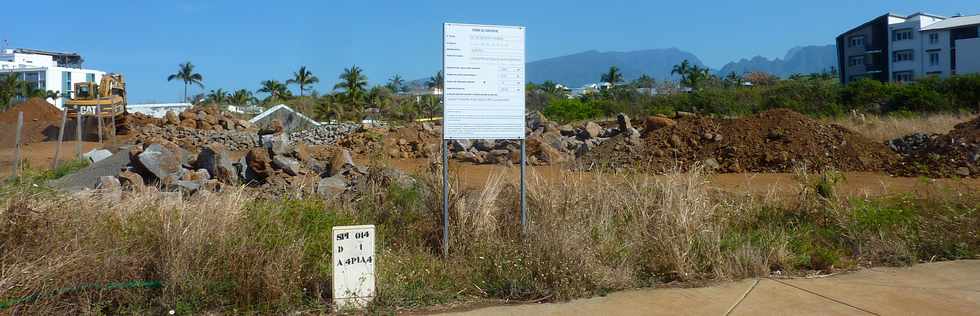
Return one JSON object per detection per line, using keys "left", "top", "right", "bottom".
{"left": 72, "top": 82, "right": 97, "bottom": 99}
{"left": 65, "top": 73, "right": 126, "bottom": 118}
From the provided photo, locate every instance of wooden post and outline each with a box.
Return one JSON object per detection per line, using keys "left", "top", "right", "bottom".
{"left": 13, "top": 112, "right": 23, "bottom": 177}
{"left": 97, "top": 108, "right": 104, "bottom": 144}
{"left": 52, "top": 108, "right": 68, "bottom": 169}
{"left": 76, "top": 110, "right": 83, "bottom": 158}
{"left": 110, "top": 108, "right": 117, "bottom": 144}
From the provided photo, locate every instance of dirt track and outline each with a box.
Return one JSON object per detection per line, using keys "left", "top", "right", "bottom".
{"left": 0, "top": 141, "right": 103, "bottom": 178}
{"left": 386, "top": 159, "right": 980, "bottom": 200}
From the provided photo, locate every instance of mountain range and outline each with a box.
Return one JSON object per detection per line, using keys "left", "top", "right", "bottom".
{"left": 411, "top": 44, "right": 838, "bottom": 89}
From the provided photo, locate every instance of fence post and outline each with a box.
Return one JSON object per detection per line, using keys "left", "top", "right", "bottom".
{"left": 52, "top": 108, "right": 68, "bottom": 169}
{"left": 76, "top": 111, "right": 83, "bottom": 158}
{"left": 13, "top": 112, "right": 23, "bottom": 177}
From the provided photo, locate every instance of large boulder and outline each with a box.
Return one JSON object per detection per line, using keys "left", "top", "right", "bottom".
{"left": 317, "top": 175, "right": 348, "bottom": 199}
{"left": 137, "top": 143, "right": 183, "bottom": 180}
{"left": 195, "top": 143, "right": 238, "bottom": 184}
{"left": 245, "top": 148, "right": 273, "bottom": 179}
{"left": 583, "top": 122, "right": 603, "bottom": 139}
{"left": 645, "top": 116, "right": 676, "bottom": 132}
{"left": 330, "top": 149, "right": 356, "bottom": 177}
{"left": 261, "top": 133, "right": 292, "bottom": 157}
{"left": 450, "top": 139, "right": 472, "bottom": 152}
{"left": 617, "top": 113, "right": 632, "bottom": 133}
{"left": 164, "top": 111, "right": 180, "bottom": 125}
{"left": 272, "top": 156, "right": 302, "bottom": 176}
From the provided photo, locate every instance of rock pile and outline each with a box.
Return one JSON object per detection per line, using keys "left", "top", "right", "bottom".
{"left": 889, "top": 116, "right": 980, "bottom": 177}
{"left": 133, "top": 124, "right": 260, "bottom": 151}
{"left": 580, "top": 109, "right": 898, "bottom": 173}
{"left": 162, "top": 106, "right": 254, "bottom": 132}
{"left": 289, "top": 123, "right": 362, "bottom": 145}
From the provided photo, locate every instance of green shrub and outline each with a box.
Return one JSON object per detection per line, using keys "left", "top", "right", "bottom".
{"left": 543, "top": 98, "right": 601, "bottom": 123}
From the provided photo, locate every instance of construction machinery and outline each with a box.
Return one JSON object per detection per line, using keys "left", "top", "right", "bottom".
{"left": 64, "top": 73, "right": 127, "bottom": 119}
{"left": 63, "top": 73, "right": 126, "bottom": 144}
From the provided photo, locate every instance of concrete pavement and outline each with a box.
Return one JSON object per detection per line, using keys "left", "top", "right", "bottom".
{"left": 440, "top": 260, "right": 980, "bottom": 315}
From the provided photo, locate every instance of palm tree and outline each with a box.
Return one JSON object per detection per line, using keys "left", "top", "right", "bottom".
{"left": 386, "top": 74, "right": 405, "bottom": 93}
{"left": 287, "top": 66, "right": 319, "bottom": 97}
{"left": 671, "top": 60, "right": 693, "bottom": 84}
{"left": 724, "top": 72, "right": 744, "bottom": 87}
{"left": 230, "top": 89, "right": 257, "bottom": 106}
{"left": 634, "top": 74, "right": 656, "bottom": 89}
{"left": 167, "top": 62, "right": 204, "bottom": 102}
{"left": 205, "top": 88, "right": 230, "bottom": 105}
{"left": 258, "top": 80, "right": 290, "bottom": 104}
{"left": 334, "top": 65, "right": 368, "bottom": 104}
{"left": 601, "top": 66, "right": 624, "bottom": 86}
{"left": 425, "top": 70, "right": 444, "bottom": 91}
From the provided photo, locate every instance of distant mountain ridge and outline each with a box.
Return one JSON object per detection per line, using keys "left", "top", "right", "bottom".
{"left": 525, "top": 48, "right": 706, "bottom": 87}
{"left": 717, "top": 45, "right": 838, "bottom": 77}
{"left": 410, "top": 45, "right": 838, "bottom": 88}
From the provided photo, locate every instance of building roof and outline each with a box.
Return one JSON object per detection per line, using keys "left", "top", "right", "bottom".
{"left": 13, "top": 48, "right": 84, "bottom": 68}
{"left": 921, "top": 14, "right": 980, "bottom": 31}
{"left": 908, "top": 12, "right": 947, "bottom": 19}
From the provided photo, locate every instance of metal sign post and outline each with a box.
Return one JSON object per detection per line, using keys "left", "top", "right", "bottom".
{"left": 442, "top": 23, "right": 527, "bottom": 256}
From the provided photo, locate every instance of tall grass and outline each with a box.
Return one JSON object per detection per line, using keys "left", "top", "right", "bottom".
{"left": 828, "top": 112, "right": 976, "bottom": 142}
{"left": 1, "top": 165, "right": 978, "bottom": 313}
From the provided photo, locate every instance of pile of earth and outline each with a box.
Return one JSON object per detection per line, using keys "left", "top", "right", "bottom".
{"left": 0, "top": 98, "right": 63, "bottom": 147}
{"left": 580, "top": 109, "right": 899, "bottom": 173}
{"left": 337, "top": 112, "right": 615, "bottom": 165}
{"left": 888, "top": 116, "right": 980, "bottom": 177}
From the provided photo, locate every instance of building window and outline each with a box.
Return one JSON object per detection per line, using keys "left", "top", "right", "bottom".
{"left": 62, "top": 71, "right": 72, "bottom": 98}
{"left": 929, "top": 51, "right": 940, "bottom": 66}
{"left": 893, "top": 71, "right": 913, "bottom": 82}
{"left": 848, "top": 35, "right": 866, "bottom": 48}
{"left": 929, "top": 33, "right": 939, "bottom": 44}
{"left": 893, "top": 50, "right": 914, "bottom": 62}
{"left": 848, "top": 55, "right": 866, "bottom": 66}
{"left": 86, "top": 73, "right": 95, "bottom": 82}
{"left": 893, "top": 29, "right": 913, "bottom": 41}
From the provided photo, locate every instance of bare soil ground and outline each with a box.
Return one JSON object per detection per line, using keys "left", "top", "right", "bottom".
{"left": 0, "top": 141, "right": 103, "bottom": 178}
{"left": 384, "top": 158, "right": 980, "bottom": 201}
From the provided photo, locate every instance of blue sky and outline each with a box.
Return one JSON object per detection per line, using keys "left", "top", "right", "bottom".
{"left": 5, "top": 0, "right": 976, "bottom": 103}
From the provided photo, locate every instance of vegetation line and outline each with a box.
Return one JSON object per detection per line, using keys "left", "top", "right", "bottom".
{"left": 0, "top": 280, "right": 162, "bottom": 310}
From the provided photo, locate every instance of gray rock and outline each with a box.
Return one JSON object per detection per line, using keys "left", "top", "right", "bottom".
{"left": 138, "top": 144, "right": 182, "bottom": 180}
{"left": 473, "top": 139, "right": 495, "bottom": 152}
{"left": 956, "top": 167, "right": 971, "bottom": 177}
{"left": 703, "top": 158, "right": 721, "bottom": 171}
{"left": 84, "top": 149, "right": 113, "bottom": 163}
{"left": 195, "top": 144, "right": 238, "bottom": 184}
{"left": 559, "top": 124, "right": 576, "bottom": 136}
{"left": 97, "top": 176, "right": 121, "bottom": 190}
{"left": 583, "top": 122, "right": 602, "bottom": 139}
{"left": 273, "top": 156, "right": 302, "bottom": 176}
{"left": 261, "top": 133, "right": 292, "bottom": 156}
{"left": 175, "top": 180, "right": 202, "bottom": 194}
{"left": 450, "top": 139, "right": 472, "bottom": 152}
{"left": 330, "top": 149, "right": 356, "bottom": 177}
{"left": 317, "top": 175, "right": 348, "bottom": 199}
{"left": 616, "top": 113, "right": 632, "bottom": 132}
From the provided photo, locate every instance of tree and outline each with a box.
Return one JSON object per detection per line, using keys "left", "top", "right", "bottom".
{"left": 426, "top": 70, "right": 444, "bottom": 91}
{"left": 601, "top": 66, "right": 624, "bottom": 86}
{"left": 724, "top": 72, "right": 744, "bottom": 88}
{"left": 744, "top": 71, "right": 778, "bottom": 86}
{"left": 386, "top": 74, "right": 405, "bottom": 93}
{"left": 205, "top": 88, "right": 230, "bottom": 105}
{"left": 167, "top": 62, "right": 204, "bottom": 102}
{"left": 671, "top": 60, "right": 693, "bottom": 84}
{"left": 633, "top": 74, "right": 656, "bottom": 89}
{"left": 287, "top": 66, "right": 319, "bottom": 97}
{"left": 258, "top": 80, "right": 290, "bottom": 104}
{"left": 230, "top": 89, "right": 257, "bottom": 106}
{"left": 335, "top": 65, "right": 368, "bottom": 104}
{"left": 0, "top": 74, "right": 24, "bottom": 109}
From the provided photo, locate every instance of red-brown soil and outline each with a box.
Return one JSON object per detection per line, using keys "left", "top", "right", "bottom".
{"left": 581, "top": 109, "right": 899, "bottom": 173}
{"left": 0, "top": 98, "right": 64, "bottom": 148}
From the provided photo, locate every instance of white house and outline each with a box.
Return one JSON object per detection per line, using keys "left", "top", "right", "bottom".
{"left": 0, "top": 48, "right": 106, "bottom": 108}
{"left": 838, "top": 12, "right": 980, "bottom": 84}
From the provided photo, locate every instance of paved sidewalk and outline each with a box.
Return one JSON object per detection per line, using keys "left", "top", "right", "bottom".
{"left": 442, "top": 260, "right": 980, "bottom": 315}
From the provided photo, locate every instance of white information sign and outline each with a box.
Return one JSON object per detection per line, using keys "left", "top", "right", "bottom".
{"left": 443, "top": 23, "right": 526, "bottom": 139}
{"left": 332, "top": 225, "right": 376, "bottom": 309}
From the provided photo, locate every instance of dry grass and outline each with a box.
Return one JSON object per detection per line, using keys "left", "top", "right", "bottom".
{"left": 828, "top": 112, "right": 977, "bottom": 142}
{"left": 1, "top": 164, "right": 978, "bottom": 313}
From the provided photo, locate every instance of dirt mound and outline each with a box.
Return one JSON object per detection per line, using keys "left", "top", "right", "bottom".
{"left": 889, "top": 116, "right": 980, "bottom": 177}
{"left": 0, "top": 98, "right": 64, "bottom": 147}
{"left": 580, "top": 109, "right": 898, "bottom": 173}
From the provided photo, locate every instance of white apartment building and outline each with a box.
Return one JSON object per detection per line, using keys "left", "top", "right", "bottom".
{"left": 0, "top": 48, "right": 106, "bottom": 108}
{"left": 838, "top": 12, "right": 980, "bottom": 84}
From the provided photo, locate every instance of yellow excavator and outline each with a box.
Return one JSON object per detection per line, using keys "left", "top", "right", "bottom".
{"left": 64, "top": 73, "right": 127, "bottom": 119}
{"left": 63, "top": 73, "right": 127, "bottom": 143}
